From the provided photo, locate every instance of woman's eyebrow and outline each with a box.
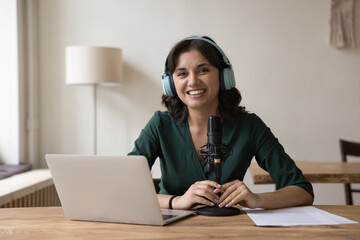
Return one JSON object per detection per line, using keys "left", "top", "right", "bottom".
{"left": 174, "top": 63, "right": 211, "bottom": 72}
{"left": 197, "top": 63, "right": 211, "bottom": 68}
{"left": 174, "top": 67, "right": 186, "bottom": 72}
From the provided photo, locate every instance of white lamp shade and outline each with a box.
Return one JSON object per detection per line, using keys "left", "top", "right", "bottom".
{"left": 66, "top": 46, "right": 123, "bottom": 86}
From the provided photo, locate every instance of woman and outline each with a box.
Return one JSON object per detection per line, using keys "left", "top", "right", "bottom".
{"left": 129, "top": 36, "right": 314, "bottom": 210}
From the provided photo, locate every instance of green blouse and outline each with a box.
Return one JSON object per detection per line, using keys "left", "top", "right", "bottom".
{"left": 128, "top": 111, "right": 313, "bottom": 197}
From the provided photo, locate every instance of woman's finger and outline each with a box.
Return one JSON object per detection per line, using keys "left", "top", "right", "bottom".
{"left": 193, "top": 183, "right": 220, "bottom": 204}
{"left": 218, "top": 180, "right": 245, "bottom": 207}
{"left": 194, "top": 196, "right": 215, "bottom": 206}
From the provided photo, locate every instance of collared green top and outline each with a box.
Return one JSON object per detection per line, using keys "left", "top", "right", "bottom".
{"left": 128, "top": 111, "right": 314, "bottom": 197}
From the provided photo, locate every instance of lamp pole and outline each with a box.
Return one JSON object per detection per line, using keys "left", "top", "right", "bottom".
{"left": 93, "top": 85, "right": 97, "bottom": 155}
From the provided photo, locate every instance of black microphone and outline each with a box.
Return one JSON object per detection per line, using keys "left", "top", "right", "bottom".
{"left": 196, "top": 116, "right": 240, "bottom": 216}
{"left": 199, "top": 116, "right": 231, "bottom": 183}
{"left": 207, "top": 116, "right": 223, "bottom": 184}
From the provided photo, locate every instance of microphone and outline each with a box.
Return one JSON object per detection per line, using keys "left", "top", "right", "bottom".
{"left": 200, "top": 116, "right": 230, "bottom": 184}
{"left": 196, "top": 116, "right": 239, "bottom": 216}
{"left": 207, "top": 116, "right": 223, "bottom": 184}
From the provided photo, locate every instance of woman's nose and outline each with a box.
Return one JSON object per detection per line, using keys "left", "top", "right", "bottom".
{"left": 188, "top": 72, "right": 199, "bottom": 86}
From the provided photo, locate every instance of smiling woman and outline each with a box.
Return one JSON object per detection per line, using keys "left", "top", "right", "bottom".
{"left": 128, "top": 36, "right": 314, "bottom": 212}
{"left": 162, "top": 37, "right": 245, "bottom": 123}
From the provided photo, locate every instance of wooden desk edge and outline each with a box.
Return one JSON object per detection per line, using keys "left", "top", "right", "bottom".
{"left": 248, "top": 161, "right": 360, "bottom": 184}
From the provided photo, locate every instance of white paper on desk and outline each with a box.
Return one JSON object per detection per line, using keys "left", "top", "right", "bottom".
{"left": 243, "top": 206, "right": 358, "bottom": 226}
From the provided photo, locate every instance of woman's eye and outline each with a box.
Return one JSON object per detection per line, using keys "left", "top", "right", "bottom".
{"left": 176, "top": 72, "right": 187, "bottom": 77}
{"left": 199, "top": 68, "right": 209, "bottom": 73}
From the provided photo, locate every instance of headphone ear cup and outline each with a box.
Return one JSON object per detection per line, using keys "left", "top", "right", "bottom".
{"left": 162, "top": 74, "right": 177, "bottom": 96}
{"left": 221, "top": 67, "right": 236, "bottom": 90}
{"left": 219, "top": 69, "right": 226, "bottom": 91}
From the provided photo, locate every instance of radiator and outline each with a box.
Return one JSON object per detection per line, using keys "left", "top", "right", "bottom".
{"left": 0, "top": 184, "right": 61, "bottom": 208}
{"left": 0, "top": 169, "right": 61, "bottom": 208}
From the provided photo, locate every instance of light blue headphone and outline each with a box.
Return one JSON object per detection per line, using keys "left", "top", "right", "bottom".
{"left": 161, "top": 37, "right": 236, "bottom": 96}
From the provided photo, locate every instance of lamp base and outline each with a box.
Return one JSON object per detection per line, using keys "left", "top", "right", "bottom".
{"left": 196, "top": 205, "right": 240, "bottom": 216}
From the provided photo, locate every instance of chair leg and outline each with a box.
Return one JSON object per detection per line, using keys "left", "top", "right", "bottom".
{"left": 344, "top": 183, "right": 353, "bottom": 205}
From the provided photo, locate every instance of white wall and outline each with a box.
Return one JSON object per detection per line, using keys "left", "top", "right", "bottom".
{"left": 36, "top": 0, "right": 360, "bottom": 205}
{"left": 0, "top": 0, "right": 20, "bottom": 165}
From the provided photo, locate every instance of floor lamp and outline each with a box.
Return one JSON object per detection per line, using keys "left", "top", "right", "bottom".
{"left": 65, "top": 46, "right": 123, "bottom": 155}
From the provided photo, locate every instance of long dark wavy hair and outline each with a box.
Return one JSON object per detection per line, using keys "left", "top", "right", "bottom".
{"left": 161, "top": 36, "right": 246, "bottom": 123}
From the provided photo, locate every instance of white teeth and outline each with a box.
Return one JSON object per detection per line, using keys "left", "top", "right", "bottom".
{"left": 188, "top": 90, "right": 205, "bottom": 95}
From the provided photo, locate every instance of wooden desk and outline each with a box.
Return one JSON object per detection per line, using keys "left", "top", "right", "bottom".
{"left": 249, "top": 161, "right": 360, "bottom": 184}
{"left": 0, "top": 206, "right": 359, "bottom": 239}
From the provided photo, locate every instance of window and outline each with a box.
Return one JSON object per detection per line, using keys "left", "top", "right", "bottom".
{"left": 0, "top": 0, "right": 20, "bottom": 165}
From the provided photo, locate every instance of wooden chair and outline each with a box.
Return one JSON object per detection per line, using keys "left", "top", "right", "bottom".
{"left": 340, "top": 139, "right": 360, "bottom": 205}
{"left": 153, "top": 178, "right": 161, "bottom": 194}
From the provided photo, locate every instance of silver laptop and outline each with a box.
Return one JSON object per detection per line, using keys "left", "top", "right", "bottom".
{"left": 45, "top": 154, "right": 194, "bottom": 225}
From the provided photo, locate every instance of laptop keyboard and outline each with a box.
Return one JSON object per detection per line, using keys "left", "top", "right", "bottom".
{"left": 162, "top": 214, "right": 178, "bottom": 221}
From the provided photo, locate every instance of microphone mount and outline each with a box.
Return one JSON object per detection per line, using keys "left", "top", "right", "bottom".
{"left": 199, "top": 143, "right": 231, "bottom": 183}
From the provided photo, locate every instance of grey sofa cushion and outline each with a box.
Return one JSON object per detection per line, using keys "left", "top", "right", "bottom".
{"left": 0, "top": 163, "right": 32, "bottom": 180}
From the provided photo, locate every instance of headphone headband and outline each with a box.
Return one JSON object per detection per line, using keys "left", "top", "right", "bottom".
{"left": 184, "top": 37, "right": 232, "bottom": 66}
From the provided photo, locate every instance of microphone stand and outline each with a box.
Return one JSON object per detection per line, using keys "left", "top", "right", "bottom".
{"left": 196, "top": 116, "right": 240, "bottom": 217}
{"left": 195, "top": 155, "right": 240, "bottom": 216}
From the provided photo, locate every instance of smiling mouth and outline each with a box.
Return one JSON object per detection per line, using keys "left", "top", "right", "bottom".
{"left": 187, "top": 89, "right": 206, "bottom": 96}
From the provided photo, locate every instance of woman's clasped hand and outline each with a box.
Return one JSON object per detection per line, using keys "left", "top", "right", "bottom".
{"left": 172, "top": 180, "right": 259, "bottom": 210}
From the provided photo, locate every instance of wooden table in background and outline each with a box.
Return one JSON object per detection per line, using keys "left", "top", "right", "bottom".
{"left": 0, "top": 206, "right": 359, "bottom": 239}
{"left": 249, "top": 161, "right": 360, "bottom": 184}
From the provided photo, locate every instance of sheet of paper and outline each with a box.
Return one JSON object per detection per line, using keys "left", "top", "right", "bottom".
{"left": 243, "top": 206, "right": 358, "bottom": 226}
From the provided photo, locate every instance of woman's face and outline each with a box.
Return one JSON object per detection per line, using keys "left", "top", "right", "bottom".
{"left": 172, "top": 49, "right": 220, "bottom": 113}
